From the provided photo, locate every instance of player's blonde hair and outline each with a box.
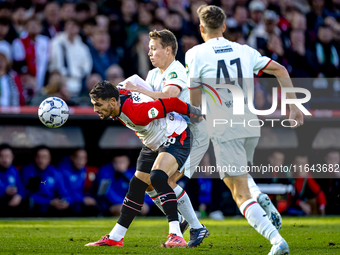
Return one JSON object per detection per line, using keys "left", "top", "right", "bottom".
{"left": 149, "top": 29, "right": 178, "bottom": 57}
{"left": 197, "top": 5, "right": 226, "bottom": 31}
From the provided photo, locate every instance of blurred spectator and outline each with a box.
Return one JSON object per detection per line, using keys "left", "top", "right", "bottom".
{"left": 12, "top": 16, "right": 50, "bottom": 92}
{"left": 306, "top": 0, "right": 335, "bottom": 38}
{"left": 286, "top": 29, "right": 319, "bottom": 77}
{"left": 181, "top": 34, "right": 199, "bottom": 54}
{"left": 227, "top": 5, "right": 249, "bottom": 38}
{"left": 93, "top": 154, "right": 150, "bottom": 216}
{"left": 0, "top": 18, "right": 12, "bottom": 63}
{"left": 319, "top": 150, "right": 340, "bottom": 214}
{"left": 0, "top": 52, "right": 25, "bottom": 106}
{"left": 0, "top": 1, "right": 17, "bottom": 43}
{"left": 41, "top": 2, "right": 62, "bottom": 39}
{"left": 88, "top": 1, "right": 98, "bottom": 18}
{"left": 20, "top": 146, "right": 71, "bottom": 216}
{"left": 96, "top": 15, "right": 109, "bottom": 32}
{"left": 221, "top": 0, "right": 236, "bottom": 17}
{"left": 155, "top": 7, "right": 168, "bottom": 23}
{"left": 89, "top": 31, "right": 120, "bottom": 80}
{"left": 164, "top": 11, "right": 184, "bottom": 41}
{"left": 75, "top": 2, "right": 91, "bottom": 24}
{"left": 0, "top": 144, "right": 25, "bottom": 217}
{"left": 81, "top": 17, "right": 97, "bottom": 46}
{"left": 263, "top": 33, "right": 287, "bottom": 65}
{"left": 254, "top": 84, "right": 272, "bottom": 110}
{"left": 167, "top": 0, "right": 190, "bottom": 21}
{"left": 187, "top": 1, "right": 205, "bottom": 42}
{"left": 247, "top": 0, "right": 265, "bottom": 35}
{"left": 127, "top": 32, "right": 152, "bottom": 79}
{"left": 73, "top": 73, "right": 101, "bottom": 106}
{"left": 58, "top": 149, "right": 98, "bottom": 216}
{"left": 0, "top": 1, "right": 13, "bottom": 19}
{"left": 60, "top": 2, "right": 75, "bottom": 24}
{"left": 26, "top": 0, "right": 48, "bottom": 20}
{"left": 315, "top": 24, "right": 339, "bottom": 78}
{"left": 248, "top": 10, "right": 281, "bottom": 52}
{"left": 30, "top": 71, "right": 69, "bottom": 106}
{"left": 291, "top": 155, "right": 327, "bottom": 216}
{"left": 121, "top": 0, "right": 138, "bottom": 27}
{"left": 330, "top": 0, "right": 340, "bottom": 19}
{"left": 11, "top": 2, "right": 28, "bottom": 37}
{"left": 49, "top": 18, "right": 92, "bottom": 97}
{"left": 106, "top": 64, "right": 125, "bottom": 86}
{"left": 108, "top": 18, "right": 127, "bottom": 49}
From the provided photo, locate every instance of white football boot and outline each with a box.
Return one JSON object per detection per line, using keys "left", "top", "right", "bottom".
{"left": 268, "top": 238, "right": 289, "bottom": 255}
{"left": 258, "top": 193, "right": 282, "bottom": 230}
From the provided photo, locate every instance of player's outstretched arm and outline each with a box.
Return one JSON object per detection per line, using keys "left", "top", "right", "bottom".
{"left": 123, "top": 81, "right": 181, "bottom": 99}
{"left": 127, "top": 97, "right": 202, "bottom": 125}
{"left": 262, "top": 60, "right": 304, "bottom": 128}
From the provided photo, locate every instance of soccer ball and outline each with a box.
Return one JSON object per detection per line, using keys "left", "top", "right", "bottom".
{"left": 38, "top": 97, "right": 69, "bottom": 128}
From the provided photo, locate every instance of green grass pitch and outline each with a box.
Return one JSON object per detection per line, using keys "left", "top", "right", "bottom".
{"left": 0, "top": 217, "right": 339, "bottom": 254}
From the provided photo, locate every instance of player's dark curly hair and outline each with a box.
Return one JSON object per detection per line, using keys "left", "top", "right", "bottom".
{"left": 89, "top": 80, "right": 120, "bottom": 101}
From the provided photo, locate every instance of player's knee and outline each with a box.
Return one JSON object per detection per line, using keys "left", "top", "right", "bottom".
{"left": 127, "top": 176, "right": 149, "bottom": 198}
{"left": 150, "top": 169, "right": 168, "bottom": 189}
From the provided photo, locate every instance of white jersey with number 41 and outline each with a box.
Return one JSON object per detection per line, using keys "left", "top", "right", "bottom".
{"left": 185, "top": 37, "right": 272, "bottom": 142}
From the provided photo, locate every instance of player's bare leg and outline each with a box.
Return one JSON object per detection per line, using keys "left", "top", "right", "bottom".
{"left": 223, "top": 174, "right": 289, "bottom": 254}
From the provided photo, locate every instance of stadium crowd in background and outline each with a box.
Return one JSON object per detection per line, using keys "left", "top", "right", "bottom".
{"left": 1, "top": 143, "right": 339, "bottom": 217}
{"left": 0, "top": 0, "right": 339, "bottom": 108}
{"left": 0, "top": 0, "right": 339, "bottom": 217}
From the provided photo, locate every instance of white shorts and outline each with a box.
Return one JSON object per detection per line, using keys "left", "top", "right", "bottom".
{"left": 181, "top": 119, "right": 210, "bottom": 178}
{"left": 212, "top": 137, "right": 259, "bottom": 179}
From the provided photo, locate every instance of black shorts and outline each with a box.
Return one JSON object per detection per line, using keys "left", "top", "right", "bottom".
{"left": 136, "top": 127, "right": 191, "bottom": 174}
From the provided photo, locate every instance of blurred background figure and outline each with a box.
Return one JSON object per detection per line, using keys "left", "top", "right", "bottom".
{"left": 319, "top": 150, "right": 340, "bottom": 214}
{"left": 58, "top": 149, "right": 98, "bottom": 216}
{"left": 30, "top": 71, "right": 69, "bottom": 106}
{"left": 41, "top": 1, "right": 61, "bottom": 39}
{"left": 92, "top": 154, "right": 151, "bottom": 216}
{"left": 73, "top": 73, "right": 102, "bottom": 106}
{"left": 12, "top": 16, "right": 50, "bottom": 93}
{"left": 105, "top": 64, "right": 125, "bottom": 86}
{"left": 49, "top": 18, "right": 92, "bottom": 97}
{"left": 0, "top": 144, "right": 24, "bottom": 217}
{"left": 89, "top": 31, "right": 121, "bottom": 80}
{"left": 0, "top": 17, "right": 12, "bottom": 62}
{"left": 290, "top": 155, "right": 327, "bottom": 216}
{"left": 20, "top": 146, "right": 71, "bottom": 216}
{"left": 0, "top": 52, "right": 25, "bottom": 106}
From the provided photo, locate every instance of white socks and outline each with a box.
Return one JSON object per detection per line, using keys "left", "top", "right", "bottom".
{"left": 147, "top": 186, "right": 202, "bottom": 229}
{"left": 147, "top": 189, "right": 183, "bottom": 222}
{"left": 169, "top": 221, "right": 183, "bottom": 237}
{"left": 247, "top": 174, "right": 262, "bottom": 201}
{"left": 147, "top": 189, "right": 165, "bottom": 214}
{"left": 109, "top": 223, "right": 127, "bottom": 241}
{"left": 173, "top": 185, "right": 202, "bottom": 229}
{"left": 240, "top": 198, "right": 282, "bottom": 245}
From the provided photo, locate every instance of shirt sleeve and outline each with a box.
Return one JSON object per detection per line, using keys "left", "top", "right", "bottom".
{"left": 121, "top": 97, "right": 189, "bottom": 126}
{"left": 164, "top": 63, "right": 187, "bottom": 91}
{"left": 249, "top": 46, "right": 272, "bottom": 76}
{"left": 185, "top": 48, "right": 202, "bottom": 89}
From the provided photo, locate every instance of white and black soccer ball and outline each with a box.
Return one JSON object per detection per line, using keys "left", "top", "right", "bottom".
{"left": 38, "top": 97, "right": 69, "bottom": 128}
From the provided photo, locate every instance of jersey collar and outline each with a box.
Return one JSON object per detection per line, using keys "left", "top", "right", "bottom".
{"left": 206, "top": 37, "right": 225, "bottom": 44}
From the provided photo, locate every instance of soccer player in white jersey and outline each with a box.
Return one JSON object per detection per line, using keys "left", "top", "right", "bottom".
{"left": 186, "top": 5, "right": 304, "bottom": 255}
{"left": 122, "top": 29, "right": 209, "bottom": 247}
{"left": 123, "top": 28, "right": 283, "bottom": 247}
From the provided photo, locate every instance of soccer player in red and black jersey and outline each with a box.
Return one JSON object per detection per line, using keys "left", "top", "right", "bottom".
{"left": 85, "top": 81, "right": 202, "bottom": 248}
